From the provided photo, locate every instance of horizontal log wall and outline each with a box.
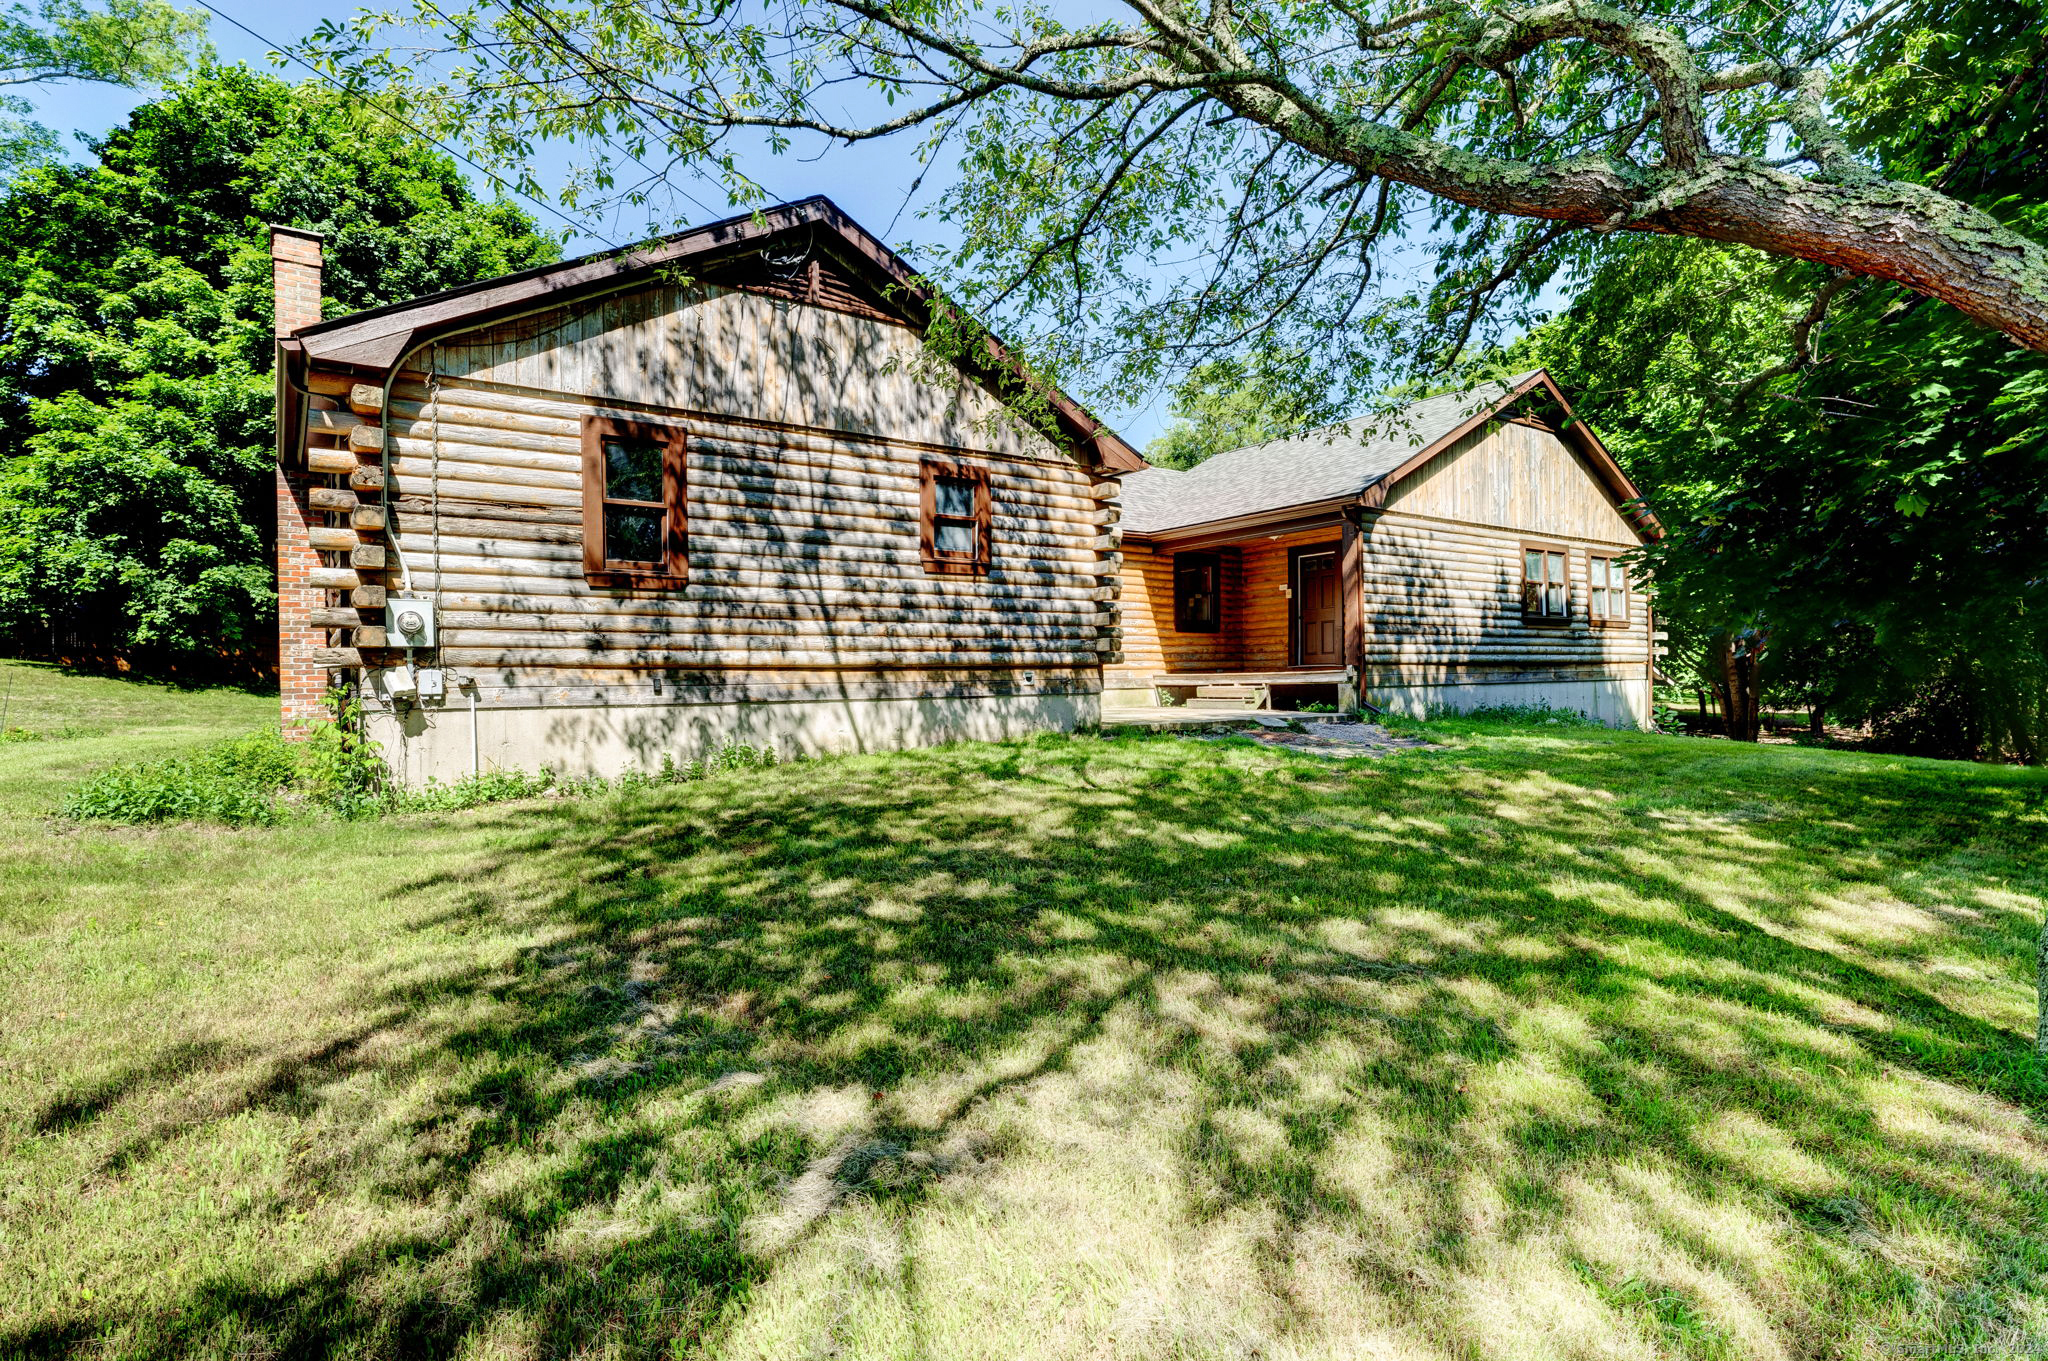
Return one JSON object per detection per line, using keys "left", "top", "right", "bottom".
{"left": 376, "top": 376, "right": 1110, "bottom": 683}
{"left": 1105, "top": 541, "right": 1241, "bottom": 686}
{"left": 1357, "top": 508, "right": 1648, "bottom": 683}
{"left": 1239, "top": 529, "right": 1343, "bottom": 671}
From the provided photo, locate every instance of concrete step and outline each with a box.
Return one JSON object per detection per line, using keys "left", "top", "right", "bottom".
{"left": 1194, "top": 685, "right": 1264, "bottom": 699}
{"left": 1187, "top": 695, "right": 1263, "bottom": 710}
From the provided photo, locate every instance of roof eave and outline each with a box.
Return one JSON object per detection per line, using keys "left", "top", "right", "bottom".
{"left": 1358, "top": 369, "right": 1663, "bottom": 543}
{"left": 1121, "top": 493, "right": 1360, "bottom": 545}
{"left": 291, "top": 196, "right": 1145, "bottom": 473}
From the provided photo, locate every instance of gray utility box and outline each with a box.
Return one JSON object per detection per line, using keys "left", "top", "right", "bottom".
{"left": 386, "top": 596, "right": 437, "bottom": 649}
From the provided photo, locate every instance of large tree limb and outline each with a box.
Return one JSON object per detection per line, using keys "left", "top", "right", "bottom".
{"left": 325, "top": 0, "right": 2048, "bottom": 357}
{"left": 1250, "top": 105, "right": 2048, "bottom": 350}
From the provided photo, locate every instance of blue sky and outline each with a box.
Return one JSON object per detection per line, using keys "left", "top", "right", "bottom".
{"left": 23, "top": 0, "right": 1188, "bottom": 443}
{"left": 30, "top": 3, "right": 1581, "bottom": 446}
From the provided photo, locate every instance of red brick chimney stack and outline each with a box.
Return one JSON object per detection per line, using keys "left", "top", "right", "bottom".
{"left": 271, "top": 225, "right": 328, "bottom": 733}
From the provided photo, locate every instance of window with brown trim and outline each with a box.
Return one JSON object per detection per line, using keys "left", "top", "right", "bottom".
{"left": 1521, "top": 544, "right": 1569, "bottom": 623}
{"left": 1588, "top": 553, "right": 1628, "bottom": 627}
{"left": 920, "top": 457, "right": 991, "bottom": 575}
{"left": 582, "top": 414, "right": 687, "bottom": 586}
{"left": 1173, "top": 552, "right": 1221, "bottom": 633}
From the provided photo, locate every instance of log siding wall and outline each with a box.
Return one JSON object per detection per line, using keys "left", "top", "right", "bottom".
{"left": 1239, "top": 530, "right": 1344, "bottom": 672}
{"left": 371, "top": 376, "right": 1111, "bottom": 690}
{"left": 1112, "top": 541, "right": 1242, "bottom": 679}
{"left": 1107, "top": 419, "right": 1650, "bottom": 701}
{"left": 1355, "top": 508, "right": 1649, "bottom": 687}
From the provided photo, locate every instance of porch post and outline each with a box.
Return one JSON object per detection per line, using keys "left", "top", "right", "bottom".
{"left": 1339, "top": 509, "right": 1364, "bottom": 715}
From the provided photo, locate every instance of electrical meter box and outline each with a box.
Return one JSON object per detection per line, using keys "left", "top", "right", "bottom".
{"left": 386, "top": 596, "right": 437, "bottom": 649}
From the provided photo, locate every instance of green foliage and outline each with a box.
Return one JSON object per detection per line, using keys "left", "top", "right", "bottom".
{"left": 61, "top": 723, "right": 295, "bottom": 824}
{"left": 63, "top": 711, "right": 787, "bottom": 825}
{"left": 1519, "top": 0, "right": 2048, "bottom": 762}
{"left": 0, "top": 1, "right": 209, "bottom": 175}
{"left": 1437, "top": 703, "right": 1609, "bottom": 730}
{"left": 294, "top": 693, "right": 389, "bottom": 817}
{"left": 0, "top": 0, "right": 206, "bottom": 88}
{"left": 1143, "top": 359, "right": 1315, "bottom": 469}
{"left": 0, "top": 64, "right": 558, "bottom": 663}
{"left": 308, "top": 0, "right": 2048, "bottom": 430}
{"left": 394, "top": 767, "right": 557, "bottom": 813}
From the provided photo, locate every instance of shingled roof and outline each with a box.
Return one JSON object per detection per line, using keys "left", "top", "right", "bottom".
{"left": 278, "top": 196, "right": 1144, "bottom": 473}
{"left": 1120, "top": 370, "right": 1657, "bottom": 540}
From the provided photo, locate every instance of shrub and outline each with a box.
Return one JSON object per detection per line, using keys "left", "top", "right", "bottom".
{"left": 295, "top": 696, "right": 390, "bottom": 817}
{"left": 61, "top": 727, "right": 298, "bottom": 825}
{"left": 63, "top": 720, "right": 791, "bottom": 826}
{"left": 395, "top": 768, "right": 556, "bottom": 813}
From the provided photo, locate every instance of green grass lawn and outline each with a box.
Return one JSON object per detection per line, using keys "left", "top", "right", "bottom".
{"left": 2, "top": 660, "right": 2046, "bottom": 1360}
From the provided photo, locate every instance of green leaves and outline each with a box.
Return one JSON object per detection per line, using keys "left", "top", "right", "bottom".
{"left": 0, "top": 65, "right": 558, "bottom": 664}
{"left": 1521, "top": 6, "right": 2048, "bottom": 760}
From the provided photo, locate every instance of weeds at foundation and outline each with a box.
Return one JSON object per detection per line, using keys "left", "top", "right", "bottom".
{"left": 63, "top": 710, "right": 787, "bottom": 825}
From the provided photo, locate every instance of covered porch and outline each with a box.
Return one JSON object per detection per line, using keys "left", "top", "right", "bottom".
{"left": 1106, "top": 507, "right": 1367, "bottom": 715}
{"left": 1112, "top": 667, "right": 1360, "bottom": 717}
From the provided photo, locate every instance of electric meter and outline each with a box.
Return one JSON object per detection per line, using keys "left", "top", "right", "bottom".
{"left": 386, "top": 596, "right": 437, "bottom": 648}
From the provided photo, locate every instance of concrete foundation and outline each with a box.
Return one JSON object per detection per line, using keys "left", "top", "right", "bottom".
{"left": 361, "top": 689, "right": 1100, "bottom": 786}
{"left": 1372, "top": 676, "right": 1652, "bottom": 728}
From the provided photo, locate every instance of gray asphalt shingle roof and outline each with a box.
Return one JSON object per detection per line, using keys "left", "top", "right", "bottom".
{"left": 1120, "top": 376, "right": 1534, "bottom": 535}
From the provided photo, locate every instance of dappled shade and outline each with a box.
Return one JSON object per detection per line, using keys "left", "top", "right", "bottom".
{"left": 4, "top": 725, "right": 2047, "bottom": 1358}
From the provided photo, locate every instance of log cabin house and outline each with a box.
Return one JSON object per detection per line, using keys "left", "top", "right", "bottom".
{"left": 1107, "top": 372, "right": 1663, "bottom": 725}
{"left": 271, "top": 198, "right": 1142, "bottom": 784}
{"left": 270, "top": 198, "right": 1656, "bottom": 784}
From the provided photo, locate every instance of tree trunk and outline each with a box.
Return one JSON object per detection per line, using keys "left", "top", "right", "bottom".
{"left": 1710, "top": 630, "right": 1766, "bottom": 742}
{"left": 1809, "top": 705, "right": 1825, "bottom": 738}
{"left": 2038, "top": 916, "right": 2047, "bottom": 1056}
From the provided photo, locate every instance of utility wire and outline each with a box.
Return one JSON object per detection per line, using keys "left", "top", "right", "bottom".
{"left": 444, "top": 0, "right": 724, "bottom": 227}
{"left": 190, "top": 0, "right": 620, "bottom": 249}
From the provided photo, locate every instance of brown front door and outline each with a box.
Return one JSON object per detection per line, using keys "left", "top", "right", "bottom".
{"left": 1296, "top": 550, "right": 1340, "bottom": 665}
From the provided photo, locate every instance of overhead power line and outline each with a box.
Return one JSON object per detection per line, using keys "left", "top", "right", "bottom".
{"left": 189, "top": 0, "right": 621, "bottom": 249}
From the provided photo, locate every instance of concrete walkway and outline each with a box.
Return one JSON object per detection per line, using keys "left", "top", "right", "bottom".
{"left": 1099, "top": 706, "right": 1309, "bottom": 730}
{"left": 1100, "top": 709, "right": 1436, "bottom": 758}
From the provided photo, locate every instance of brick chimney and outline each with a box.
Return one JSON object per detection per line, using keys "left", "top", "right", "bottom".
{"left": 272, "top": 225, "right": 327, "bottom": 733}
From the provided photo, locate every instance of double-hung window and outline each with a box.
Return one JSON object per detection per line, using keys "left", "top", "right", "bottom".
{"left": 920, "top": 458, "right": 991, "bottom": 575}
{"left": 1521, "top": 544, "right": 1569, "bottom": 623}
{"left": 582, "top": 414, "right": 687, "bottom": 586}
{"left": 1587, "top": 553, "right": 1628, "bottom": 626}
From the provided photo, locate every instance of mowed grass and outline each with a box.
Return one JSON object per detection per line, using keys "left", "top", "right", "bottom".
{"left": 2, "top": 662, "right": 2046, "bottom": 1360}
{"left": 0, "top": 661, "right": 277, "bottom": 817}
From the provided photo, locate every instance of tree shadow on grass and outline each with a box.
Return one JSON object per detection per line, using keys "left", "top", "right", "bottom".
{"left": 8, "top": 729, "right": 2048, "bottom": 1358}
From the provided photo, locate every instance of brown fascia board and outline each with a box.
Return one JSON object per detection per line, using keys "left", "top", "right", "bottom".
{"left": 1138, "top": 497, "right": 1358, "bottom": 549}
{"left": 1358, "top": 369, "right": 1664, "bottom": 542}
{"left": 291, "top": 196, "right": 1146, "bottom": 473}
{"left": 1129, "top": 368, "right": 1661, "bottom": 546}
